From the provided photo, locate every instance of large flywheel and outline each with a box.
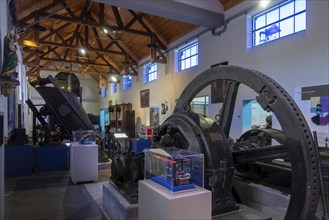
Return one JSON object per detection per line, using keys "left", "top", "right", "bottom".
{"left": 156, "top": 66, "right": 319, "bottom": 219}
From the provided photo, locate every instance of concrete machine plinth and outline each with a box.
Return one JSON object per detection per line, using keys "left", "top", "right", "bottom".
{"left": 103, "top": 182, "right": 138, "bottom": 220}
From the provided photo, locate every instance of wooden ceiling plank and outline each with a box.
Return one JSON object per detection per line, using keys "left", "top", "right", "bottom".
{"left": 140, "top": 14, "right": 168, "bottom": 46}
{"left": 19, "top": 0, "right": 65, "bottom": 24}
{"left": 129, "top": 10, "right": 166, "bottom": 50}
{"left": 98, "top": 53, "right": 120, "bottom": 73}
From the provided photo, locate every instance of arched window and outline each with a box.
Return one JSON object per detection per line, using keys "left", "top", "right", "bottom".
{"left": 55, "top": 72, "right": 80, "bottom": 96}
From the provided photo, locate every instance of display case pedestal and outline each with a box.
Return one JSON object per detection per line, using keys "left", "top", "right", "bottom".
{"left": 138, "top": 180, "right": 211, "bottom": 220}
{"left": 70, "top": 143, "right": 98, "bottom": 184}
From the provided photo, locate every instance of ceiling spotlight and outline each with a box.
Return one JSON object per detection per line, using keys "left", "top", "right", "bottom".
{"left": 103, "top": 28, "right": 109, "bottom": 34}
{"left": 110, "top": 75, "right": 118, "bottom": 83}
{"left": 260, "top": 0, "right": 271, "bottom": 8}
{"left": 78, "top": 48, "right": 87, "bottom": 56}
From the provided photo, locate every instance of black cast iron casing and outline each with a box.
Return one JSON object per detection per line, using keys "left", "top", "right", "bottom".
{"left": 157, "top": 112, "right": 238, "bottom": 215}
{"left": 162, "top": 66, "right": 319, "bottom": 220}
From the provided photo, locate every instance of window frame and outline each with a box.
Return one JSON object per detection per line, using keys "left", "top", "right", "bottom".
{"left": 122, "top": 75, "right": 132, "bottom": 91}
{"left": 191, "top": 96, "right": 209, "bottom": 116}
{"left": 252, "top": 0, "right": 306, "bottom": 47}
{"left": 111, "top": 83, "right": 118, "bottom": 94}
{"left": 144, "top": 62, "right": 157, "bottom": 84}
{"left": 178, "top": 41, "right": 198, "bottom": 71}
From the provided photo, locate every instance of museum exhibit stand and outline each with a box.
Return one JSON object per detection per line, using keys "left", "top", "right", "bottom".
{"left": 138, "top": 180, "right": 211, "bottom": 220}
{"left": 4, "top": 145, "right": 32, "bottom": 177}
{"left": 70, "top": 143, "right": 98, "bottom": 184}
{"left": 70, "top": 130, "right": 98, "bottom": 184}
{"left": 33, "top": 145, "right": 68, "bottom": 172}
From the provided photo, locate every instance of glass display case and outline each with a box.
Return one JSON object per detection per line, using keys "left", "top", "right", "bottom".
{"left": 72, "top": 130, "right": 96, "bottom": 144}
{"left": 144, "top": 147, "right": 204, "bottom": 192}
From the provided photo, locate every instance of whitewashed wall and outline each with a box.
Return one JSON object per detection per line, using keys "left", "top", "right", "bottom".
{"left": 100, "top": 0, "right": 329, "bottom": 139}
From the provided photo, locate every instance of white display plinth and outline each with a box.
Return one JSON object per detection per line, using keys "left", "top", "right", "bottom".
{"left": 138, "top": 180, "right": 211, "bottom": 220}
{"left": 70, "top": 143, "right": 98, "bottom": 184}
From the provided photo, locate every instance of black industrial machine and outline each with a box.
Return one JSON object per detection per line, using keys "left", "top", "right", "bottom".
{"left": 110, "top": 66, "right": 320, "bottom": 220}
{"left": 26, "top": 75, "right": 95, "bottom": 145}
{"left": 109, "top": 103, "right": 135, "bottom": 138}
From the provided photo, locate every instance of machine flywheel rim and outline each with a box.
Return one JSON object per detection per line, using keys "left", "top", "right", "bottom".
{"left": 173, "top": 65, "right": 319, "bottom": 220}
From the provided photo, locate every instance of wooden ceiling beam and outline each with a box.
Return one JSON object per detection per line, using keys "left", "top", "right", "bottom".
{"left": 19, "top": 0, "right": 65, "bottom": 24}
{"left": 87, "top": 13, "right": 138, "bottom": 65}
{"left": 140, "top": 14, "right": 168, "bottom": 46}
{"left": 111, "top": 6, "right": 123, "bottom": 28}
{"left": 129, "top": 10, "right": 166, "bottom": 49}
{"left": 39, "top": 22, "right": 72, "bottom": 41}
{"left": 63, "top": 24, "right": 81, "bottom": 60}
{"left": 79, "top": 0, "right": 93, "bottom": 20}
{"left": 98, "top": 53, "right": 120, "bottom": 73}
{"left": 40, "top": 46, "right": 59, "bottom": 58}
{"left": 38, "top": 40, "right": 125, "bottom": 56}
{"left": 38, "top": 12, "right": 153, "bottom": 38}
{"left": 91, "top": 27, "right": 103, "bottom": 50}
{"left": 52, "top": 49, "right": 62, "bottom": 60}
{"left": 99, "top": 3, "right": 104, "bottom": 25}
{"left": 38, "top": 57, "right": 110, "bottom": 68}
{"left": 61, "top": 1, "right": 78, "bottom": 20}
{"left": 77, "top": 31, "right": 120, "bottom": 73}
{"left": 34, "top": 14, "right": 40, "bottom": 76}
{"left": 55, "top": 32, "right": 66, "bottom": 43}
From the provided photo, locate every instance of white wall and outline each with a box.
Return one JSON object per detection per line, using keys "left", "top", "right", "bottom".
{"left": 0, "top": 1, "right": 8, "bottom": 218}
{"left": 100, "top": 0, "right": 329, "bottom": 139}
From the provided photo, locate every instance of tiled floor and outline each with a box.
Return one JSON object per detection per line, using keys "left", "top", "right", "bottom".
{"left": 5, "top": 169, "right": 111, "bottom": 220}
